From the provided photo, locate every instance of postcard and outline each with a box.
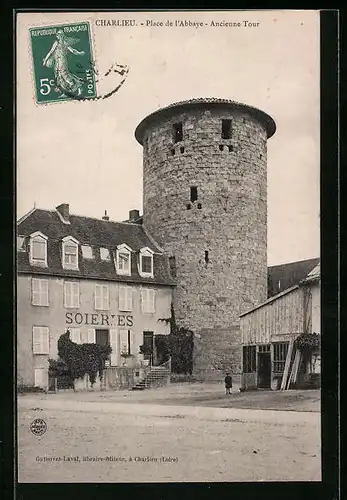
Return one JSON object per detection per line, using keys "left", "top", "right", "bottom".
{"left": 16, "top": 10, "right": 321, "bottom": 483}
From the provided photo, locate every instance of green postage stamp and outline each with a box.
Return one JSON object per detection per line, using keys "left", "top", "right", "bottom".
{"left": 29, "top": 22, "right": 97, "bottom": 104}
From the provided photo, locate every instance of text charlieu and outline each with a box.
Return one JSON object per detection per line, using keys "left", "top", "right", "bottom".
{"left": 65, "top": 312, "right": 133, "bottom": 327}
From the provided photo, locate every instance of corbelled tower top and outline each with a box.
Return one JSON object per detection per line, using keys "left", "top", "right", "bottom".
{"left": 135, "top": 97, "right": 276, "bottom": 144}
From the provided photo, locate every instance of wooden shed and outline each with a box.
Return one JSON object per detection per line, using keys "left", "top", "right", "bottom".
{"left": 240, "top": 263, "right": 320, "bottom": 391}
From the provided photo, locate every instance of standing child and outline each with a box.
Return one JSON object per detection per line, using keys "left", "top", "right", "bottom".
{"left": 224, "top": 372, "right": 232, "bottom": 395}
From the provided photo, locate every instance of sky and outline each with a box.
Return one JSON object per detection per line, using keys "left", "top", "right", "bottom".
{"left": 17, "top": 10, "right": 320, "bottom": 266}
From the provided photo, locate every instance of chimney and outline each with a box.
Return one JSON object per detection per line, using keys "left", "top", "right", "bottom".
{"left": 129, "top": 209, "right": 140, "bottom": 221}
{"left": 56, "top": 203, "right": 70, "bottom": 222}
{"left": 102, "top": 210, "right": 109, "bottom": 221}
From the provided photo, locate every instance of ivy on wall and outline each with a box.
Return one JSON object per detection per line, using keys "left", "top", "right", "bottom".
{"left": 294, "top": 332, "right": 320, "bottom": 350}
{"left": 158, "top": 303, "right": 194, "bottom": 374}
{"left": 51, "top": 331, "right": 112, "bottom": 386}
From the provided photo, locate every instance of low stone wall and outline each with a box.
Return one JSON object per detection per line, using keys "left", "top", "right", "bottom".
{"left": 73, "top": 374, "right": 103, "bottom": 392}
{"left": 69, "top": 367, "right": 151, "bottom": 392}
{"left": 105, "top": 366, "right": 150, "bottom": 390}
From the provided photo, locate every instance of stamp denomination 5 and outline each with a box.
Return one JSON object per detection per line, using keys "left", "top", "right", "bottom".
{"left": 29, "top": 22, "right": 97, "bottom": 104}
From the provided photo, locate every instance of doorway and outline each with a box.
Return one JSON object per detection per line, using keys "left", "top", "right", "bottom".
{"left": 143, "top": 331, "right": 154, "bottom": 366}
{"left": 95, "top": 329, "right": 110, "bottom": 363}
{"left": 258, "top": 352, "right": 271, "bottom": 388}
{"left": 95, "top": 329, "right": 109, "bottom": 346}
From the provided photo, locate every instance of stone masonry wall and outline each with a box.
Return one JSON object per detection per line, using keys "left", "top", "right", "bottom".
{"left": 141, "top": 106, "right": 269, "bottom": 375}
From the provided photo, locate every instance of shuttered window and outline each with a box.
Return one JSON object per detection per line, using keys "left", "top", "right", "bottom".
{"left": 141, "top": 288, "right": 155, "bottom": 313}
{"left": 34, "top": 368, "right": 45, "bottom": 388}
{"left": 119, "top": 286, "right": 132, "bottom": 311}
{"left": 31, "top": 278, "right": 49, "bottom": 306}
{"left": 32, "top": 326, "right": 50, "bottom": 354}
{"left": 120, "top": 329, "right": 132, "bottom": 355}
{"left": 32, "top": 239, "right": 46, "bottom": 261}
{"left": 109, "top": 328, "right": 118, "bottom": 366}
{"left": 30, "top": 233, "right": 48, "bottom": 266}
{"left": 139, "top": 248, "right": 154, "bottom": 277}
{"left": 62, "top": 238, "right": 79, "bottom": 270}
{"left": 69, "top": 327, "right": 81, "bottom": 344}
{"left": 116, "top": 246, "right": 131, "bottom": 276}
{"left": 87, "top": 328, "right": 96, "bottom": 344}
{"left": 64, "top": 281, "right": 80, "bottom": 308}
{"left": 94, "top": 284, "right": 110, "bottom": 310}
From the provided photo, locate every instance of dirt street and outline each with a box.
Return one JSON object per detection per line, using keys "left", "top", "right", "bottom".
{"left": 17, "top": 385, "right": 321, "bottom": 483}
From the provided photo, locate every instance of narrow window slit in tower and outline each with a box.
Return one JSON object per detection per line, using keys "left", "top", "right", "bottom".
{"left": 190, "top": 186, "right": 198, "bottom": 202}
{"left": 186, "top": 203, "right": 191, "bottom": 210}
{"left": 219, "top": 145, "right": 224, "bottom": 151}
{"left": 173, "top": 122, "right": 183, "bottom": 143}
{"left": 222, "top": 119, "right": 232, "bottom": 139}
{"left": 197, "top": 203, "right": 202, "bottom": 209}
{"left": 169, "top": 256, "right": 177, "bottom": 278}
{"left": 180, "top": 146, "right": 185, "bottom": 154}
{"left": 171, "top": 149, "right": 175, "bottom": 156}
{"left": 260, "top": 153, "right": 263, "bottom": 159}
{"left": 228, "top": 145, "right": 234, "bottom": 152}
{"left": 204, "top": 250, "right": 209, "bottom": 264}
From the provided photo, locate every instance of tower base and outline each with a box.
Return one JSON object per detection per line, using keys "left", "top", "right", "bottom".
{"left": 192, "top": 325, "right": 241, "bottom": 380}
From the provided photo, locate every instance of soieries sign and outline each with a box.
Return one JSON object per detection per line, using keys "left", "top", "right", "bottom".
{"left": 65, "top": 312, "right": 133, "bottom": 328}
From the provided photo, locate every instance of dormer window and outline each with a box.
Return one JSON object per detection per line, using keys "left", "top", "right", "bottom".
{"left": 100, "top": 247, "right": 111, "bottom": 261}
{"left": 62, "top": 236, "right": 79, "bottom": 270}
{"left": 29, "top": 232, "right": 48, "bottom": 267}
{"left": 17, "top": 236, "right": 26, "bottom": 252}
{"left": 116, "top": 244, "right": 132, "bottom": 276}
{"left": 139, "top": 247, "right": 154, "bottom": 278}
{"left": 81, "top": 245, "right": 93, "bottom": 259}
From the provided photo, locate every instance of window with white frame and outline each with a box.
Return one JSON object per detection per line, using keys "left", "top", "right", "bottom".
{"left": 81, "top": 245, "right": 93, "bottom": 259}
{"left": 62, "top": 236, "right": 79, "bottom": 270}
{"left": 17, "top": 235, "right": 26, "bottom": 252}
{"left": 34, "top": 368, "right": 45, "bottom": 388}
{"left": 32, "top": 326, "right": 50, "bottom": 354}
{"left": 100, "top": 247, "right": 111, "bottom": 261}
{"left": 68, "top": 327, "right": 81, "bottom": 344}
{"left": 31, "top": 278, "right": 49, "bottom": 306}
{"left": 95, "top": 284, "right": 110, "bottom": 310}
{"left": 116, "top": 244, "right": 132, "bottom": 276}
{"left": 64, "top": 281, "right": 80, "bottom": 308}
{"left": 139, "top": 247, "right": 154, "bottom": 277}
{"left": 119, "top": 329, "right": 131, "bottom": 356}
{"left": 141, "top": 288, "right": 155, "bottom": 313}
{"left": 119, "top": 285, "right": 133, "bottom": 311}
{"left": 29, "top": 232, "right": 48, "bottom": 267}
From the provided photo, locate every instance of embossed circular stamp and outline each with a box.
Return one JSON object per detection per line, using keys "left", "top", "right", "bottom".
{"left": 30, "top": 418, "right": 47, "bottom": 436}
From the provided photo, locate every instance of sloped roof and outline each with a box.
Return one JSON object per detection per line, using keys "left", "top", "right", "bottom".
{"left": 17, "top": 209, "right": 175, "bottom": 286}
{"left": 267, "top": 257, "right": 320, "bottom": 298}
{"left": 135, "top": 97, "right": 276, "bottom": 144}
{"left": 301, "top": 262, "right": 320, "bottom": 284}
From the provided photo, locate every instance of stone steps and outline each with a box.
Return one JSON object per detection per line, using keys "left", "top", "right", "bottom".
{"left": 131, "top": 366, "right": 170, "bottom": 390}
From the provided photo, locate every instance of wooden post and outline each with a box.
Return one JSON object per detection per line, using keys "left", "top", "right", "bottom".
{"left": 292, "top": 350, "right": 302, "bottom": 384}
{"left": 270, "top": 343, "right": 275, "bottom": 390}
{"left": 287, "top": 348, "right": 300, "bottom": 389}
{"left": 280, "top": 338, "right": 294, "bottom": 390}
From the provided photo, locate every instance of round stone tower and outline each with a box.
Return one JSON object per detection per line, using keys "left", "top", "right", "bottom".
{"left": 135, "top": 98, "right": 276, "bottom": 375}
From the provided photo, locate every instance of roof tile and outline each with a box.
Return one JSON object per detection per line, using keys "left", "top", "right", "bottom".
{"left": 17, "top": 209, "right": 175, "bottom": 286}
